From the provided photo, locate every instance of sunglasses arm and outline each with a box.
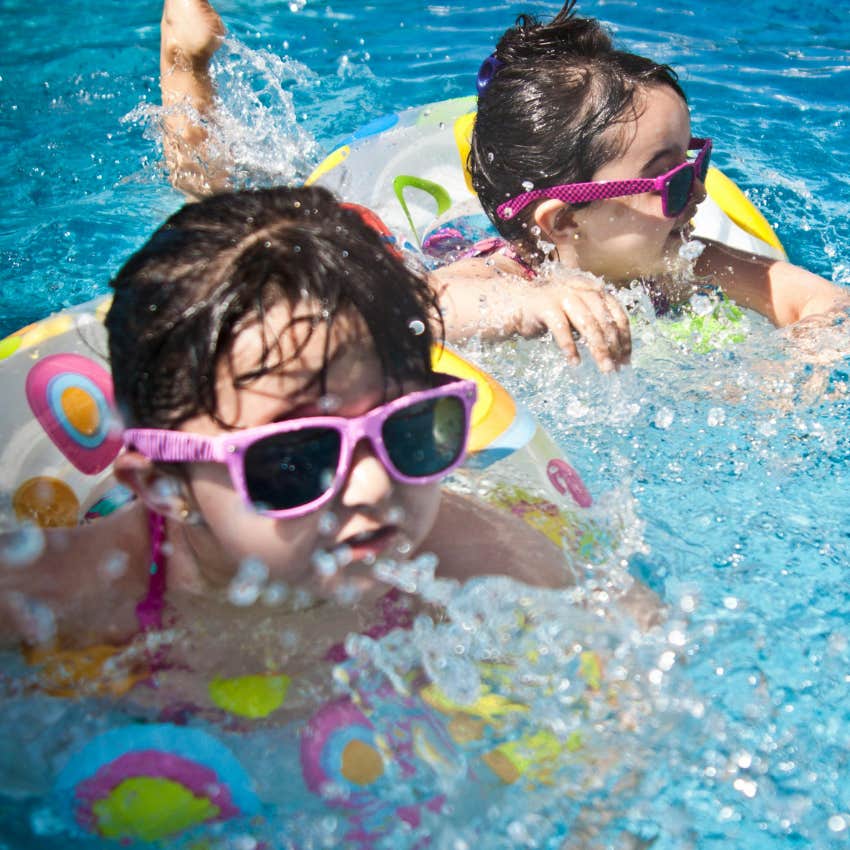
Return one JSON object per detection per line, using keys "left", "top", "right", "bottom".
{"left": 123, "top": 429, "right": 224, "bottom": 464}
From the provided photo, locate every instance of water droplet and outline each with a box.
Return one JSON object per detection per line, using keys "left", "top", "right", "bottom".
{"left": 732, "top": 777, "right": 758, "bottom": 798}
{"left": 654, "top": 407, "right": 674, "bottom": 429}
{"left": 707, "top": 407, "right": 726, "bottom": 427}
{"left": 292, "top": 588, "right": 316, "bottom": 610}
{"left": 318, "top": 393, "right": 341, "bottom": 413}
{"left": 333, "top": 581, "right": 363, "bottom": 606}
{"left": 227, "top": 557, "right": 269, "bottom": 606}
{"left": 6, "top": 592, "right": 56, "bottom": 644}
{"left": 385, "top": 506, "right": 406, "bottom": 525}
{"left": 0, "top": 523, "right": 45, "bottom": 567}
{"left": 311, "top": 549, "right": 338, "bottom": 577}
{"left": 828, "top": 815, "right": 848, "bottom": 833}
{"left": 333, "top": 545, "right": 353, "bottom": 568}
{"left": 262, "top": 581, "right": 289, "bottom": 606}
{"left": 99, "top": 550, "right": 129, "bottom": 581}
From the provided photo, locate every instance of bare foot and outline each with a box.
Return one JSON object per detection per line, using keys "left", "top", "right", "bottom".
{"left": 159, "top": 0, "right": 230, "bottom": 197}
{"left": 161, "top": 0, "right": 226, "bottom": 70}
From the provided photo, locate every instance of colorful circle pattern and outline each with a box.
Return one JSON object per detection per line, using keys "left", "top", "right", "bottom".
{"left": 55, "top": 724, "right": 259, "bottom": 842}
{"left": 25, "top": 353, "right": 123, "bottom": 475}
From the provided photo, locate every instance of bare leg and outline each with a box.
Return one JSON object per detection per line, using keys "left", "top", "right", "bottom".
{"left": 160, "top": 0, "right": 228, "bottom": 197}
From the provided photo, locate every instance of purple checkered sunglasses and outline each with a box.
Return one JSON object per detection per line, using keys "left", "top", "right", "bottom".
{"left": 124, "top": 374, "right": 477, "bottom": 519}
{"left": 496, "top": 138, "right": 712, "bottom": 221}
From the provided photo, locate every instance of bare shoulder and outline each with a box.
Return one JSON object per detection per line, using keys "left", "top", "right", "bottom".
{"left": 425, "top": 490, "right": 573, "bottom": 588}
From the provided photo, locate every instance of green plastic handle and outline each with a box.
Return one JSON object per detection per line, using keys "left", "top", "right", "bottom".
{"left": 392, "top": 175, "right": 452, "bottom": 247}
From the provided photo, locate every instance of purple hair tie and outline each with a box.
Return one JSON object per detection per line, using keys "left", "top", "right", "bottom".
{"left": 476, "top": 53, "right": 505, "bottom": 94}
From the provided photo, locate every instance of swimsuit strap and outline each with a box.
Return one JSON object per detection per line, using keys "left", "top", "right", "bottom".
{"left": 135, "top": 511, "right": 168, "bottom": 632}
{"left": 460, "top": 237, "right": 537, "bottom": 280}
{"left": 324, "top": 588, "right": 414, "bottom": 663}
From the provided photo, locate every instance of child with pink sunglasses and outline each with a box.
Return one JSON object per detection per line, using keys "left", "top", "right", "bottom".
{"left": 431, "top": 1, "right": 849, "bottom": 369}
{"left": 0, "top": 185, "right": 591, "bottom": 660}
{"left": 159, "top": 0, "right": 847, "bottom": 374}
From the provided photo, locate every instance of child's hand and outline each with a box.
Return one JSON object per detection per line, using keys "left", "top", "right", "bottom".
{"left": 518, "top": 276, "right": 631, "bottom": 371}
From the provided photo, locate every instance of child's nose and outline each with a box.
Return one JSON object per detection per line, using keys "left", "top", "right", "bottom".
{"left": 338, "top": 437, "right": 394, "bottom": 508}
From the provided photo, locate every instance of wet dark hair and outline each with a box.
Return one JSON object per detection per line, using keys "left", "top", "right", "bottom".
{"left": 107, "top": 186, "right": 441, "bottom": 430}
{"left": 470, "top": 0, "right": 687, "bottom": 262}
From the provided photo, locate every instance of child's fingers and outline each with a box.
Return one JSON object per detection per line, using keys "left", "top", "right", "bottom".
{"left": 559, "top": 291, "right": 618, "bottom": 371}
{"left": 562, "top": 290, "right": 623, "bottom": 372}
{"left": 583, "top": 290, "right": 631, "bottom": 364}
{"left": 541, "top": 306, "right": 581, "bottom": 364}
{"left": 607, "top": 293, "right": 632, "bottom": 360}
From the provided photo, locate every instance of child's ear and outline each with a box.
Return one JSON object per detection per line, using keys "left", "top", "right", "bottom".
{"left": 113, "top": 452, "right": 195, "bottom": 523}
{"left": 533, "top": 200, "right": 577, "bottom": 242}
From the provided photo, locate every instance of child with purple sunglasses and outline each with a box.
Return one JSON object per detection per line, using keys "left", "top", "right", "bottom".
{"left": 0, "top": 185, "right": 588, "bottom": 656}
{"left": 431, "top": 1, "right": 849, "bottom": 369}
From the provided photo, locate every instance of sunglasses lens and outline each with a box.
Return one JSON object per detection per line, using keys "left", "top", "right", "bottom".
{"left": 382, "top": 395, "right": 467, "bottom": 478}
{"left": 244, "top": 427, "right": 341, "bottom": 512}
{"left": 697, "top": 146, "right": 711, "bottom": 182}
{"left": 666, "top": 168, "right": 694, "bottom": 217}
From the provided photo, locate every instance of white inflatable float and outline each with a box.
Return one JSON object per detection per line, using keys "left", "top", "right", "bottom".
{"left": 309, "top": 95, "right": 786, "bottom": 262}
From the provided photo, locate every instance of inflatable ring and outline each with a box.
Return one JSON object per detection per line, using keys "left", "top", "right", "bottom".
{"left": 53, "top": 724, "right": 260, "bottom": 842}
{"left": 309, "top": 96, "right": 787, "bottom": 262}
{"left": 0, "top": 295, "right": 599, "bottom": 557}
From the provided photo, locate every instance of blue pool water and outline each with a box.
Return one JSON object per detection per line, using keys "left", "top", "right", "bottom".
{"left": 1, "top": 1, "right": 850, "bottom": 848}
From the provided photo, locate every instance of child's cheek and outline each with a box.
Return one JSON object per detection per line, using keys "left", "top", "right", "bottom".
{"left": 403, "top": 483, "right": 443, "bottom": 550}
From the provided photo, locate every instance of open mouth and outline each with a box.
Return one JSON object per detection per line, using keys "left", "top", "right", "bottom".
{"left": 338, "top": 526, "right": 398, "bottom": 563}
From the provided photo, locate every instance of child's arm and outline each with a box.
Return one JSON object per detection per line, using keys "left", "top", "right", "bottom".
{"left": 430, "top": 257, "right": 631, "bottom": 372}
{"left": 0, "top": 506, "right": 149, "bottom": 648}
{"left": 427, "top": 489, "right": 577, "bottom": 589}
{"left": 696, "top": 239, "right": 850, "bottom": 325}
{"left": 160, "top": 0, "right": 228, "bottom": 198}
{"left": 427, "top": 491, "right": 661, "bottom": 629}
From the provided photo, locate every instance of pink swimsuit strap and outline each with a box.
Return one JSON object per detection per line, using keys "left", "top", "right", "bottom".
{"left": 459, "top": 237, "right": 537, "bottom": 280}
{"left": 135, "top": 511, "right": 167, "bottom": 633}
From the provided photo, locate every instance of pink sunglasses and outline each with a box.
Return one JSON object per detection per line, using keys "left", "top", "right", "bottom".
{"left": 124, "top": 374, "right": 477, "bottom": 519}
{"left": 496, "top": 138, "right": 712, "bottom": 221}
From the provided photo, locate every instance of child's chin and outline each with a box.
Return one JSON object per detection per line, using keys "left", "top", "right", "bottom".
{"left": 319, "top": 567, "right": 387, "bottom": 606}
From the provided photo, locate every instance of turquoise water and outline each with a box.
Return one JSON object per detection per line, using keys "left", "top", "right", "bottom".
{"left": 2, "top": 1, "right": 850, "bottom": 848}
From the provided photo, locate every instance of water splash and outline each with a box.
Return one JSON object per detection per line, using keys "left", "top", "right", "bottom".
{"left": 124, "top": 37, "right": 321, "bottom": 189}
